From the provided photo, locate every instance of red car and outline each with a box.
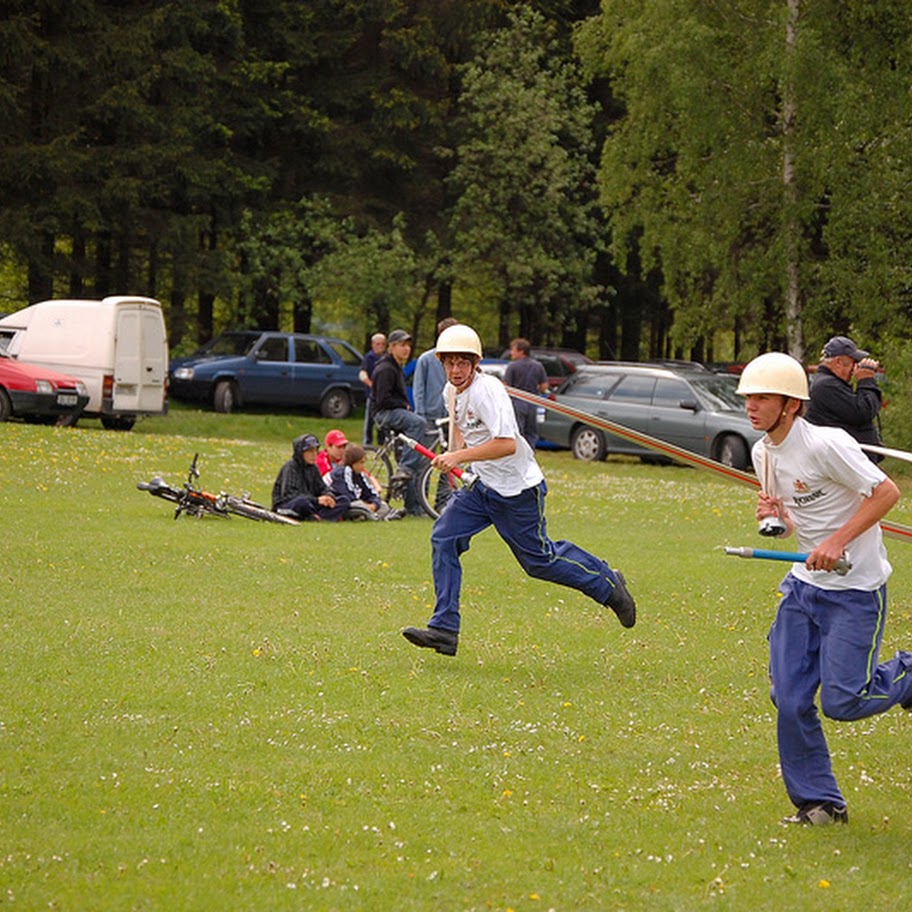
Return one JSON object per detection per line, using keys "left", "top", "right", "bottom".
{"left": 0, "top": 350, "right": 89, "bottom": 423}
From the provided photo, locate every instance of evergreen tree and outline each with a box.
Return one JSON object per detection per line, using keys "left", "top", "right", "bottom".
{"left": 448, "top": 6, "right": 601, "bottom": 350}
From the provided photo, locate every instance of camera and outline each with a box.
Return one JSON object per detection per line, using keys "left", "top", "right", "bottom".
{"left": 758, "top": 515, "right": 787, "bottom": 537}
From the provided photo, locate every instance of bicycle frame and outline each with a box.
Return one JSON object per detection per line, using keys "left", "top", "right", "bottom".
{"left": 138, "top": 453, "right": 299, "bottom": 524}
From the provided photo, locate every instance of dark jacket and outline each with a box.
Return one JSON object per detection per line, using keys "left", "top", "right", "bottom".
{"left": 271, "top": 439, "right": 332, "bottom": 511}
{"left": 328, "top": 464, "right": 382, "bottom": 511}
{"left": 805, "top": 364, "right": 882, "bottom": 460}
{"left": 370, "top": 353, "right": 411, "bottom": 412}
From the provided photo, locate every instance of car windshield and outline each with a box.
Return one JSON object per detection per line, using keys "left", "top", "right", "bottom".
{"left": 200, "top": 332, "right": 260, "bottom": 357}
{"left": 689, "top": 374, "right": 744, "bottom": 410}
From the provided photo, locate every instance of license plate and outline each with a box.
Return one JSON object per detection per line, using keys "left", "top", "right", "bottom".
{"left": 57, "top": 394, "right": 78, "bottom": 406}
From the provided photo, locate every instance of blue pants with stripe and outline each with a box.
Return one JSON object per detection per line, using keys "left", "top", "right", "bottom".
{"left": 769, "top": 574, "right": 912, "bottom": 809}
{"left": 427, "top": 479, "right": 622, "bottom": 633}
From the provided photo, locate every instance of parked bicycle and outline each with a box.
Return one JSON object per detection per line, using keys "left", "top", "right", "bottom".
{"left": 362, "top": 418, "right": 465, "bottom": 518}
{"left": 138, "top": 453, "right": 299, "bottom": 524}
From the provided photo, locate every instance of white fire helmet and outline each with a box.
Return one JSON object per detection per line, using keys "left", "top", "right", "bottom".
{"left": 736, "top": 352, "right": 809, "bottom": 401}
{"left": 435, "top": 324, "right": 483, "bottom": 360}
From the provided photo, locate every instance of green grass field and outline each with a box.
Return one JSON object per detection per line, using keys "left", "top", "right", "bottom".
{"left": 3, "top": 410, "right": 912, "bottom": 911}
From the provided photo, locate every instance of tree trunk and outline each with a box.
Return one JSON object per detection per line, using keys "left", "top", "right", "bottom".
{"left": 27, "top": 231, "right": 55, "bottom": 302}
{"left": 782, "top": 0, "right": 805, "bottom": 362}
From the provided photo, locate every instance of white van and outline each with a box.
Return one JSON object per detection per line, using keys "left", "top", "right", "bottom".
{"left": 0, "top": 296, "right": 169, "bottom": 430}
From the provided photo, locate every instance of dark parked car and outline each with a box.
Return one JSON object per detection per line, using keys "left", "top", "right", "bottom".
{"left": 0, "top": 350, "right": 89, "bottom": 423}
{"left": 537, "top": 363, "right": 761, "bottom": 469}
{"left": 169, "top": 331, "right": 365, "bottom": 419}
{"left": 498, "top": 347, "right": 592, "bottom": 389}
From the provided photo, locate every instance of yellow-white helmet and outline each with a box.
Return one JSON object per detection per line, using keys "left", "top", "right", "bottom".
{"left": 736, "top": 352, "right": 809, "bottom": 400}
{"left": 436, "top": 324, "right": 483, "bottom": 359}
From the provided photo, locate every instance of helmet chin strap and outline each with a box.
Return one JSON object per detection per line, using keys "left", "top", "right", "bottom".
{"left": 765, "top": 397, "right": 795, "bottom": 436}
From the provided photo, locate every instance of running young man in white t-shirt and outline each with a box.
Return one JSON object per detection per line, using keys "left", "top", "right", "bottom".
{"left": 401, "top": 323, "right": 636, "bottom": 658}
{"left": 737, "top": 352, "right": 912, "bottom": 826}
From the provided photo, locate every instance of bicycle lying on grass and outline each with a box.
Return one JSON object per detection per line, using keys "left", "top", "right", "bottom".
{"left": 137, "top": 453, "right": 299, "bottom": 524}
{"left": 363, "top": 418, "right": 466, "bottom": 518}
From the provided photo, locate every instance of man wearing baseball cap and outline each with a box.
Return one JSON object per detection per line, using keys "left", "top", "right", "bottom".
{"left": 370, "top": 329, "right": 435, "bottom": 514}
{"left": 805, "top": 334, "right": 883, "bottom": 462}
{"left": 271, "top": 433, "right": 345, "bottom": 520}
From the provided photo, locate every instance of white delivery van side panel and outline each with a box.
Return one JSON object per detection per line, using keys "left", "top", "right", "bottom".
{"left": 0, "top": 296, "right": 168, "bottom": 418}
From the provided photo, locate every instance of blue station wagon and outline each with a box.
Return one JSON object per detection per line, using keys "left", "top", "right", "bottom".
{"left": 169, "top": 331, "right": 365, "bottom": 419}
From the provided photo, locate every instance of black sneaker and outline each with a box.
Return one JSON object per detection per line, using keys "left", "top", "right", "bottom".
{"left": 605, "top": 571, "right": 636, "bottom": 628}
{"left": 781, "top": 802, "right": 848, "bottom": 826}
{"left": 402, "top": 626, "right": 458, "bottom": 656}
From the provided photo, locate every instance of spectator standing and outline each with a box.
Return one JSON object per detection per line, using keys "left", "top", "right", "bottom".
{"left": 359, "top": 333, "right": 387, "bottom": 444}
{"left": 401, "top": 323, "right": 636, "bottom": 658}
{"left": 271, "top": 433, "right": 345, "bottom": 521}
{"left": 805, "top": 335, "right": 883, "bottom": 462}
{"left": 413, "top": 317, "right": 459, "bottom": 425}
{"left": 736, "top": 352, "right": 911, "bottom": 826}
{"left": 503, "top": 337, "right": 549, "bottom": 449}
{"left": 371, "top": 329, "right": 435, "bottom": 515}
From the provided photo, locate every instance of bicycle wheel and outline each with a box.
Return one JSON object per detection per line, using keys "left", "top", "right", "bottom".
{"left": 226, "top": 497, "right": 301, "bottom": 525}
{"left": 417, "top": 464, "right": 463, "bottom": 519}
{"left": 362, "top": 444, "right": 395, "bottom": 503}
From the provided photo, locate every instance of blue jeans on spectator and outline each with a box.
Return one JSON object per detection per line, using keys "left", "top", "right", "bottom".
{"left": 374, "top": 408, "right": 434, "bottom": 513}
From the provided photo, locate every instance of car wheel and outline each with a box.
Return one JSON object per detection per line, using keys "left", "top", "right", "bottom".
{"left": 213, "top": 380, "right": 238, "bottom": 413}
{"left": 101, "top": 415, "right": 136, "bottom": 431}
{"left": 570, "top": 425, "right": 607, "bottom": 461}
{"left": 717, "top": 434, "right": 748, "bottom": 469}
{"left": 320, "top": 388, "right": 352, "bottom": 420}
{"left": 0, "top": 388, "right": 11, "bottom": 421}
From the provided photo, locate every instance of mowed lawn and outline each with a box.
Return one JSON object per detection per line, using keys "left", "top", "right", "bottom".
{"left": 2, "top": 413, "right": 912, "bottom": 911}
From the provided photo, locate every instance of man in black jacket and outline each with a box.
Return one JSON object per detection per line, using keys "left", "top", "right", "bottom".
{"left": 371, "top": 329, "right": 434, "bottom": 514}
{"left": 272, "top": 433, "right": 345, "bottom": 520}
{"left": 805, "top": 335, "right": 883, "bottom": 462}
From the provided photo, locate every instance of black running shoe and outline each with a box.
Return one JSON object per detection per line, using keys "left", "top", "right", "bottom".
{"left": 402, "top": 626, "right": 458, "bottom": 656}
{"left": 781, "top": 802, "right": 848, "bottom": 826}
{"left": 605, "top": 571, "right": 636, "bottom": 628}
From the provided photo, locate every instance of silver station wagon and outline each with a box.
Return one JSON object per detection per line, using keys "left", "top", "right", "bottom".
{"left": 536, "top": 362, "right": 761, "bottom": 469}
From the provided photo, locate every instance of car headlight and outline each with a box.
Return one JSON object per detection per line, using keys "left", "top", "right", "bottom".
{"left": 173, "top": 367, "right": 195, "bottom": 380}
{"left": 75, "top": 381, "right": 88, "bottom": 397}
{"left": 35, "top": 380, "right": 53, "bottom": 394}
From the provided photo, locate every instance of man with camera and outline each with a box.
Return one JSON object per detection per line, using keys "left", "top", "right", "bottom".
{"left": 805, "top": 335, "right": 883, "bottom": 462}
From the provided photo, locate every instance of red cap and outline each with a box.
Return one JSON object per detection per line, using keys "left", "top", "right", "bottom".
{"left": 325, "top": 429, "right": 349, "bottom": 447}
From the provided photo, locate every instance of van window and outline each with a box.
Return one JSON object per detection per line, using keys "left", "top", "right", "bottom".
{"left": 608, "top": 375, "right": 656, "bottom": 404}
{"left": 652, "top": 378, "right": 691, "bottom": 408}
{"left": 325, "top": 340, "right": 362, "bottom": 367}
{"left": 257, "top": 337, "right": 289, "bottom": 362}
{"left": 294, "top": 339, "right": 332, "bottom": 364}
{"left": 568, "top": 374, "right": 619, "bottom": 399}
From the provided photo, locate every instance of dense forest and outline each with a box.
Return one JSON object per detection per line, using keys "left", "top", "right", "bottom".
{"left": 1, "top": 0, "right": 911, "bottom": 364}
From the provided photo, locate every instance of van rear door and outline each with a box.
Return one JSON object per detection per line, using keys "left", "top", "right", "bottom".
{"left": 113, "top": 304, "right": 167, "bottom": 412}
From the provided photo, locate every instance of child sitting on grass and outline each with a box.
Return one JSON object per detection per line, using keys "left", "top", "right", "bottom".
{"left": 329, "top": 444, "right": 403, "bottom": 521}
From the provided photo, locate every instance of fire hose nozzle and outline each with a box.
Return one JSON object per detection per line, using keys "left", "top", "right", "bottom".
{"left": 724, "top": 546, "right": 851, "bottom": 576}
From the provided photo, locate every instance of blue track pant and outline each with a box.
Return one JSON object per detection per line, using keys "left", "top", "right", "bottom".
{"left": 769, "top": 573, "right": 912, "bottom": 808}
{"left": 427, "top": 479, "right": 622, "bottom": 632}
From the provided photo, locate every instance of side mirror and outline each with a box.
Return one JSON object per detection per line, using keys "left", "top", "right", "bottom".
{"left": 680, "top": 399, "right": 699, "bottom": 412}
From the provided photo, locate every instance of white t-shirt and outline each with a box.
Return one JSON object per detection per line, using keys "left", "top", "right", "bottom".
{"left": 752, "top": 417, "right": 891, "bottom": 590}
{"left": 446, "top": 371, "right": 544, "bottom": 496}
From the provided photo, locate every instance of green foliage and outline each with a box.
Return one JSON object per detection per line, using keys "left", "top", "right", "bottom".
{"left": 449, "top": 6, "right": 601, "bottom": 347}
{"left": 308, "top": 213, "right": 423, "bottom": 345}
{"left": 577, "top": 0, "right": 912, "bottom": 360}
{"left": 3, "top": 419, "right": 912, "bottom": 909}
